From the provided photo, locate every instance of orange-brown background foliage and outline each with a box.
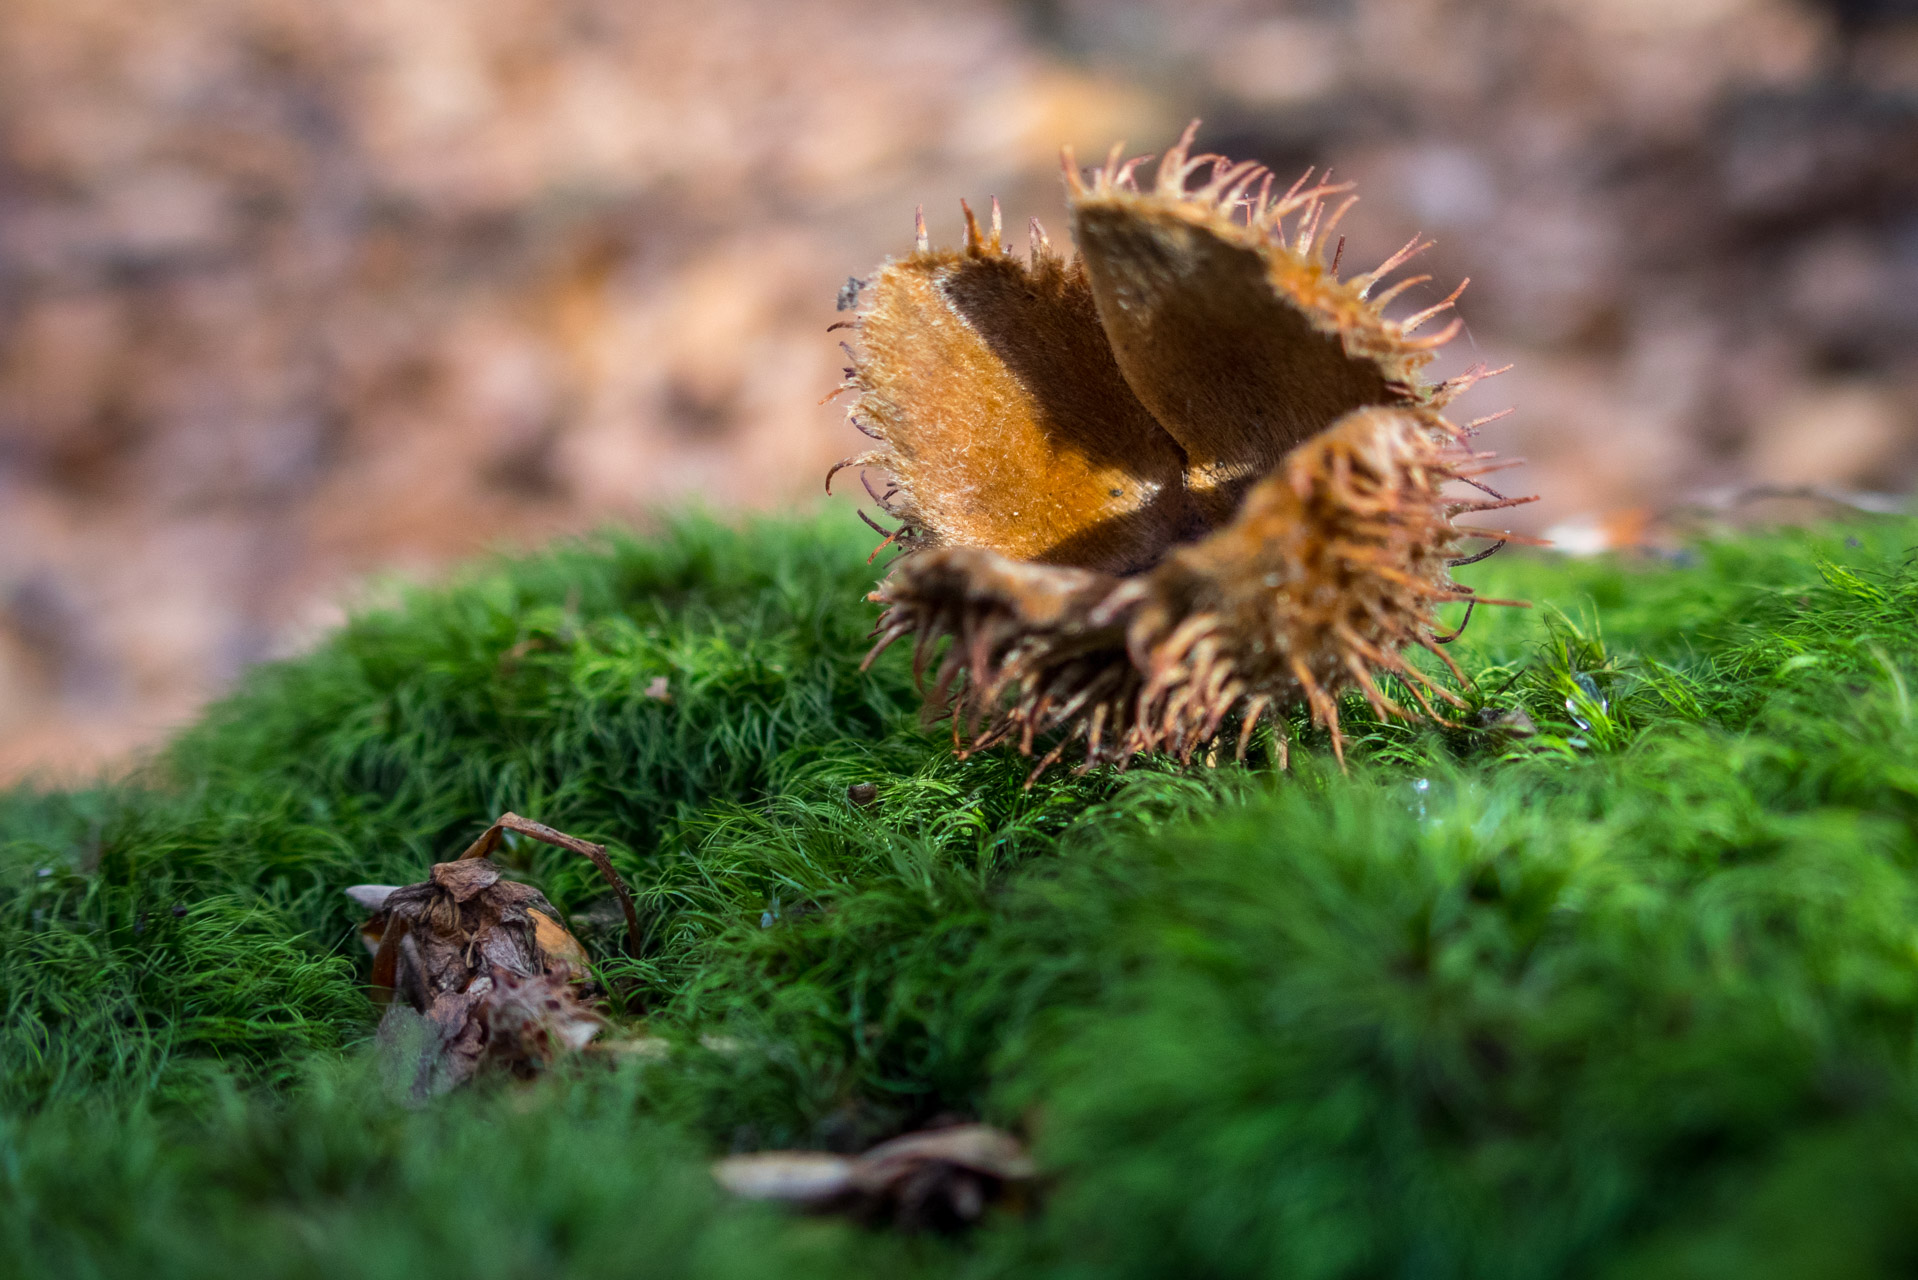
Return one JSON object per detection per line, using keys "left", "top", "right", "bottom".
{"left": 2, "top": 0, "right": 1915, "bottom": 780}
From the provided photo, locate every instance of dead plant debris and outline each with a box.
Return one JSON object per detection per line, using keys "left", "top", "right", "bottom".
{"left": 832, "top": 122, "right": 1537, "bottom": 775}
{"left": 346, "top": 812, "right": 640, "bottom": 1094}
{"left": 714, "top": 1123, "right": 1035, "bottom": 1231}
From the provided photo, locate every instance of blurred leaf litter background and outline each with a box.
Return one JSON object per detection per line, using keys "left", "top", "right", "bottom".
{"left": 0, "top": 0, "right": 1915, "bottom": 781}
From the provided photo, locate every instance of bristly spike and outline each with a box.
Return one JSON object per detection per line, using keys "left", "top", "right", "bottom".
{"left": 1200, "top": 157, "right": 1265, "bottom": 205}
{"left": 1344, "top": 652, "right": 1407, "bottom": 721}
{"left": 960, "top": 199, "right": 985, "bottom": 254}
{"left": 1370, "top": 273, "right": 1432, "bottom": 309}
{"left": 1428, "top": 361, "right": 1515, "bottom": 408}
{"left": 1113, "top": 153, "right": 1155, "bottom": 190}
{"left": 1060, "top": 144, "right": 1084, "bottom": 195}
{"left": 1356, "top": 235, "right": 1433, "bottom": 298}
{"left": 1316, "top": 196, "right": 1359, "bottom": 262}
{"left": 1434, "top": 362, "right": 1486, "bottom": 393}
{"left": 1330, "top": 235, "right": 1346, "bottom": 274}
{"left": 989, "top": 196, "right": 1003, "bottom": 252}
{"left": 1401, "top": 278, "right": 1470, "bottom": 333}
{"left": 1156, "top": 119, "right": 1203, "bottom": 194}
{"left": 1458, "top": 492, "right": 1538, "bottom": 516}
{"left": 827, "top": 450, "right": 888, "bottom": 494}
{"left": 1156, "top": 122, "right": 1221, "bottom": 196}
{"left": 1290, "top": 655, "right": 1345, "bottom": 769}
{"left": 1405, "top": 316, "right": 1466, "bottom": 349}
{"left": 1218, "top": 163, "right": 1267, "bottom": 215}
{"left": 1028, "top": 216, "right": 1051, "bottom": 266}
{"left": 1102, "top": 140, "right": 1127, "bottom": 187}
{"left": 913, "top": 205, "right": 929, "bottom": 253}
{"left": 1303, "top": 167, "right": 1334, "bottom": 236}
{"left": 1294, "top": 198, "right": 1327, "bottom": 256}
{"left": 1273, "top": 179, "right": 1356, "bottom": 221}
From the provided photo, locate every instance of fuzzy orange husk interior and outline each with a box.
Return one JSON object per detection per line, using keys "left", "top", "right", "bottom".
{"left": 839, "top": 207, "right": 1198, "bottom": 574}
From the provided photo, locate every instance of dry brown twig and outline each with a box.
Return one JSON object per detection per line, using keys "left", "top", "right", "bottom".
{"left": 830, "top": 123, "right": 1536, "bottom": 776}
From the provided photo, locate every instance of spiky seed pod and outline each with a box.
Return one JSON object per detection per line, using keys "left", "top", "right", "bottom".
{"left": 837, "top": 123, "right": 1532, "bottom": 773}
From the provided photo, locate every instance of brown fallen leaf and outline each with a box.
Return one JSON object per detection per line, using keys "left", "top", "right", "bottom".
{"left": 833, "top": 123, "right": 1538, "bottom": 775}
{"left": 713, "top": 1123, "right": 1035, "bottom": 1231}
{"left": 346, "top": 812, "right": 642, "bottom": 1094}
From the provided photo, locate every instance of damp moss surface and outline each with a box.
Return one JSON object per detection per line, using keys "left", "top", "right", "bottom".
{"left": 6, "top": 509, "right": 1918, "bottom": 1278}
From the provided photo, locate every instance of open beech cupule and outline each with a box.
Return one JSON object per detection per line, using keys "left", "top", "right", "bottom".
{"left": 829, "top": 124, "right": 1534, "bottom": 775}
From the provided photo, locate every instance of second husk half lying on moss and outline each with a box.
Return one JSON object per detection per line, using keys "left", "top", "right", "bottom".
{"left": 832, "top": 123, "right": 1533, "bottom": 773}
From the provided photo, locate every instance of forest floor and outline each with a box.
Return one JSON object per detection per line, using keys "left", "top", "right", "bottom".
{"left": 7, "top": 510, "right": 1918, "bottom": 1278}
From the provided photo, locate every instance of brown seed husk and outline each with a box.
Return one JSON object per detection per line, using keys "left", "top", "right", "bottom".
{"left": 843, "top": 124, "right": 1530, "bottom": 773}
{"left": 349, "top": 812, "right": 638, "bottom": 1094}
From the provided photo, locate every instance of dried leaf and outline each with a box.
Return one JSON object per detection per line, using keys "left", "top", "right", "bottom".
{"left": 348, "top": 812, "right": 639, "bottom": 1095}
{"left": 843, "top": 123, "right": 1534, "bottom": 772}
{"left": 713, "top": 1152, "right": 855, "bottom": 1204}
{"left": 345, "top": 883, "right": 402, "bottom": 955}
{"left": 714, "top": 1123, "right": 1034, "bottom": 1231}
{"left": 344, "top": 884, "right": 402, "bottom": 911}
{"left": 850, "top": 1123, "right": 1035, "bottom": 1188}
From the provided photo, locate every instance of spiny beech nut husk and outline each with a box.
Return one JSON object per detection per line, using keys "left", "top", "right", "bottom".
{"left": 829, "top": 123, "right": 1534, "bottom": 774}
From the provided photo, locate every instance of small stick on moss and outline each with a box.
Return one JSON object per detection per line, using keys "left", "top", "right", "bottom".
{"left": 455, "top": 813, "right": 643, "bottom": 958}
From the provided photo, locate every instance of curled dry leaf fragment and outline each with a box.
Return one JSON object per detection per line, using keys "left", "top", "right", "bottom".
{"left": 715, "top": 1151, "right": 855, "bottom": 1203}
{"left": 345, "top": 812, "right": 642, "bottom": 1094}
{"left": 832, "top": 123, "right": 1537, "bottom": 773}
{"left": 714, "top": 1123, "right": 1035, "bottom": 1232}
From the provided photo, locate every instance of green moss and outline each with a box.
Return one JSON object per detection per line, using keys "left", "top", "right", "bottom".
{"left": 6, "top": 510, "right": 1918, "bottom": 1275}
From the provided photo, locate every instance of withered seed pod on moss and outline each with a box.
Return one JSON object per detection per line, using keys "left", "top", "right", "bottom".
{"left": 829, "top": 124, "right": 1534, "bottom": 775}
